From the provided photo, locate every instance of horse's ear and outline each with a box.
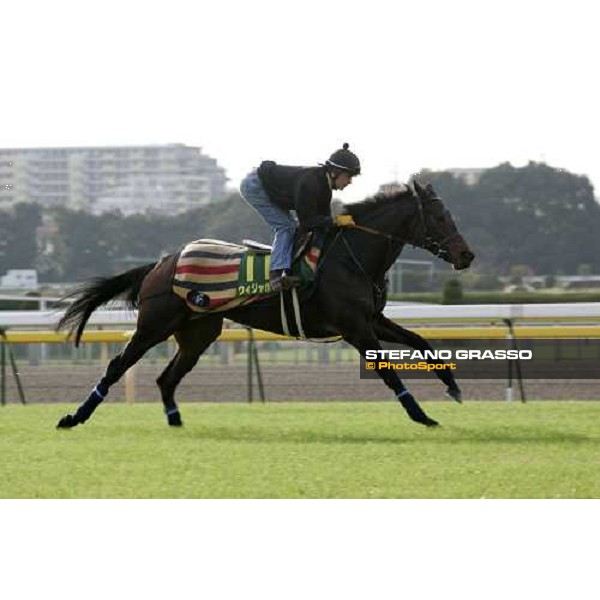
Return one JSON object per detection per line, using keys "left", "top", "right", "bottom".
{"left": 413, "top": 179, "right": 425, "bottom": 197}
{"left": 425, "top": 182, "right": 435, "bottom": 195}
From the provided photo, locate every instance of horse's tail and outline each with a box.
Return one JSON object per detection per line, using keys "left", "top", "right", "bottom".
{"left": 56, "top": 263, "right": 157, "bottom": 347}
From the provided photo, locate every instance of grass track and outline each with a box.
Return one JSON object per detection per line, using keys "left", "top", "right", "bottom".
{"left": 1, "top": 401, "right": 598, "bottom": 498}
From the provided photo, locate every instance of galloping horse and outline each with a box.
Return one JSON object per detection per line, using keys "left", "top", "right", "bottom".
{"left": 56, "top": 180, "right": 474, "bottom": 429}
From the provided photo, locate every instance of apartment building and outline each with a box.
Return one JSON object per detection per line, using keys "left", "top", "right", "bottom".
{"left": 0, "top": 144, "right": 227, "bottom": 215}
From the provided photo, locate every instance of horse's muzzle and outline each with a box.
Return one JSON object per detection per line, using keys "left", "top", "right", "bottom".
{"left": 454, "top": 250, "right": 475, "bottom": 270}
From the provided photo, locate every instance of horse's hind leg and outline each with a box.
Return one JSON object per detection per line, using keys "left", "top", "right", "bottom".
{"left": 57, "top": 295, "right": 188, "bottom": 429}
{"left": 156, "top": 316, "right": 224, "bottom": 426}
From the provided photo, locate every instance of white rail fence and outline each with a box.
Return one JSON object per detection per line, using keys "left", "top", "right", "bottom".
{"left": 1, "top": 303, "right": 598, "bottom": 404}
{"left": 1, "top": 302, "right": 600, "bottom": 329}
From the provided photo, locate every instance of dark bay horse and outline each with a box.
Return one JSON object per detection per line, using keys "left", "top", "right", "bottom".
{"left": 56, "top": 180, "right": 474, "bottom": 429}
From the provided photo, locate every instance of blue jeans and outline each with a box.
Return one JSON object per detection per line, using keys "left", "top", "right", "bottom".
{"left": 240, "top": 170, "right": 297, "bottom": 271}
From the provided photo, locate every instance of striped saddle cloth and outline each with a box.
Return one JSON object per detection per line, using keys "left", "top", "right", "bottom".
{"left": 172, "top": 238, "right": 321, "bottom": 313}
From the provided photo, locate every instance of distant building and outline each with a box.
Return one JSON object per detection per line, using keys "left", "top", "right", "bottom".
{"left": 378, "top": 182, "right": 408, "bottom": 195}
{"left": 522, "top": 274, "right": 600, "bottom": 290}
{"left": 0, "top": 144, "right": 227, "bottom": 215}
{"left": 446, "top": 168, "right": 485, "bottom": 186}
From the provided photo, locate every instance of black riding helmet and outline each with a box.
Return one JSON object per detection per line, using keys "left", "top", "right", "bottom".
{"left": 325, "top": 143, "right": 361, "bottom": 176}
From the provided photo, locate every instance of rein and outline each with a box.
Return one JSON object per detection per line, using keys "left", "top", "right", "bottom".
{"left": 340, "top": 234, "right": 390, "bottom": 296}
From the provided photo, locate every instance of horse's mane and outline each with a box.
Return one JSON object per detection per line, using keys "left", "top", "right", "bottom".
{"left": 343, "top": 186, "right": 415, "bottom": 218}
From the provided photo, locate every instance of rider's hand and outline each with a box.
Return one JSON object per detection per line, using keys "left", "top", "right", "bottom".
{"left": 334, "top": 214, "right": 355, "bottom": 227}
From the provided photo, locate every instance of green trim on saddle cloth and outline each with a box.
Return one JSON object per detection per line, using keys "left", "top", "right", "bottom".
{"left": 237, "top": 252, "right": 272, "bottom": 296}
{"left": 237, "top": 244, "right": 321, "bottom": 297}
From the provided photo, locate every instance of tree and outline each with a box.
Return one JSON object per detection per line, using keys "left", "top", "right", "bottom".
{"left": 443, "top": 278, "right": 464, "bottom": 304}
{"left": 9, "top": 164, "right": 600, "bottom": 283}
{"left": 0, "top": 203, "right": 42, "bottom": 274}
{"left": 417, "top": 163, "right": 600, "bottom": 275}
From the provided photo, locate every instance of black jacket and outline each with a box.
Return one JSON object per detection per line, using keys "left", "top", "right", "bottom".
{"left": 257, "top": 161, "right": 333, "bottom": 231}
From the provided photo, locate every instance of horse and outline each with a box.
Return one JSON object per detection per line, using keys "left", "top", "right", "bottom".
{"left": 56, "top": 180, "right": 474, "bottom": 429}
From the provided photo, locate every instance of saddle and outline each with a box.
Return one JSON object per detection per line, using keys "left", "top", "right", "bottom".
{"left": 171, "top": 233, "right": 323, "bottom": 313}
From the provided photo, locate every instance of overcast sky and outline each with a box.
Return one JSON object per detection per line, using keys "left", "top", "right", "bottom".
{"left": 2, "top": 0, "right": 599, "bottom": 202}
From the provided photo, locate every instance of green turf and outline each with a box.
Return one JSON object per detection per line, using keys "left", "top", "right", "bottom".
{"left": 0, "top": 401, "right": 598, "bottom": 498}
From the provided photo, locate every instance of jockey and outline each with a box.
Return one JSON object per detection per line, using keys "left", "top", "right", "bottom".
{"left": 240, "top": 143, "right": 360, "bottom": 292}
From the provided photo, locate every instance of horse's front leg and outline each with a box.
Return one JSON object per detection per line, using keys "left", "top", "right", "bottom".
{"left": 343, "top": 328, "right": 439, "bottom": 427}
{"left": 374, "top": 314, "right": 462, "bottom": 403}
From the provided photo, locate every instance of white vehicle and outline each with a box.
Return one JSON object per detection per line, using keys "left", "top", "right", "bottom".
{"left": 0, "top": 269, "right": 38, "bottom": 289}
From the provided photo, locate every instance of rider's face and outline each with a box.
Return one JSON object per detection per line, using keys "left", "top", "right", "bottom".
{"left": 333, "top": 172, "right": 353, "bottom": 190}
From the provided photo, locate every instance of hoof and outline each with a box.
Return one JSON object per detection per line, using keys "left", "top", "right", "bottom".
{"left": 399, "top": 391, "right": 440, "bottom": 428}
{"left": 166, "top": 411, "right": 183, "bottom": 427}
{"left": 410, "top": 410, "right": 440, "bottom": 427}
{"left": 56, "top": 414, "right": 77, "bottom": 429}
{"left": 446, "top": 386, "right": 462, "bottom": 403}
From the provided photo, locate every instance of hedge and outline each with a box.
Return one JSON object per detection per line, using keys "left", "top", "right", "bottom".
{"left": 389, "top": 291, "right": 600, "bottom": 304}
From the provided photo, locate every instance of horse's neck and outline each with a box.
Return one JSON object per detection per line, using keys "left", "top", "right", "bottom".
{"left": 340, "top": 228, "right": 404, "bottom": 280}
{"left": 350, "top": 208, "right": 412, "bottom": 275}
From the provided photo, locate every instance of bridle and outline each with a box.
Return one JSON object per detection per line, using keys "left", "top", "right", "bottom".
{"left": 331, "top": 193, "right": 460, "bottom": 294}
{"left": 350, "top": 194, "right": 459, "bottom": 257}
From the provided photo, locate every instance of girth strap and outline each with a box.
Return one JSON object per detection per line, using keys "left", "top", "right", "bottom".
{"left": 279, "top": 288, "right": 305, "bottom": 338}
{"left": 279, "top": 289, "right": 340, "bottom": 342}
{"left": 292, "top": 288, "right": 306, "bottom": 339}
{"left": 280, "top": 291, "right": 291, "bottom": 337}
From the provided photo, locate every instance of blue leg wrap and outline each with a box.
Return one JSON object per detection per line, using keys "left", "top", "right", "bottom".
{"left": 92, "top": 385, "right": 106, "bottom": 400}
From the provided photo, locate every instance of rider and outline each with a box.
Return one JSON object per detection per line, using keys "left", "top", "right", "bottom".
{"left": 240, "top": 143, "right": 360, "bottom": 292}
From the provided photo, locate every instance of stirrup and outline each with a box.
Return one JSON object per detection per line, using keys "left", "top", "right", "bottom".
{"left": 281, "top": 275, "right": 300, "bottom": 290}
{"left": 280, "top": 272, "right": 300, "bottom": 291}
{"left": 270, "top": 271, "right": 300, "bottom": 292}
